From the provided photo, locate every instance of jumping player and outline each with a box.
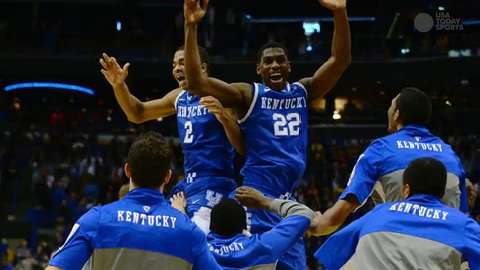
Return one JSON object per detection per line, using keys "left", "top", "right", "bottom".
{"left": 99, "top": 48, "right": 241, "bottom": 233}
{"left": 183, "top": 0, "right": 351, "bottom": 268}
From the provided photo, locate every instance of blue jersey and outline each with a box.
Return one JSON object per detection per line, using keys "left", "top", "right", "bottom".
{"left": 48, "top": 188, "right": 221, "bottom": 270}
{"left": 315, "top": 194, "right": 480, "bottom": 270}
{"left": 175, "top": 90, "right": 236, "bottom": 179}
{"left": 341, "top": 125, "right": 467, "bottom": 212}
{"left": 207, "top": 204, "right": 311, "bottom": 270}
{"left": 238, "top": 82, "right": 309, "bottom": 198}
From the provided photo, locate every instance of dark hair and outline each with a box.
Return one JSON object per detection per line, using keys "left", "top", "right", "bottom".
{"left": 127, "top": 132, "right": 172, "bottom": 189}
{"left": 396, "top": 87, "right": 432, "bottom": 126}
{"left": 210, "top": 199, "right": 247, "bottom": 236}
{"left": 403, "top": 157, "right": 447, "bottom": 198}
{"left": 176, "top": 45, "right": 209, "bottom": 65}
{"left": 257, "top": 41, "right": 289, "bottom": 63}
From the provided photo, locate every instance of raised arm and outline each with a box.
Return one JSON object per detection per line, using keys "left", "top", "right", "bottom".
{"left": 200, "top": 96, "right": 245, "bottom": 155}
{"left": 100, "top": 53, "right": 180, "bottom": 124}
{"left": 300, "top": 0, "right": 351, "bottom": 101}
{"left": 183, "top": 0, "right": 251, "bottom": 110}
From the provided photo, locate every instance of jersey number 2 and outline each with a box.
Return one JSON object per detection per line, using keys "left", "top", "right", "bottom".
{"left": 184, "top": 121, "right": 193, "bottom": 143}
{"left": 273, "top": 113, "right": 301, "bottom": 136}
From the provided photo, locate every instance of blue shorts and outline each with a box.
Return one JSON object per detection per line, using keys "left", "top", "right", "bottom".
{"left": 170, "top": 176, "right": 237, "bottom": 233}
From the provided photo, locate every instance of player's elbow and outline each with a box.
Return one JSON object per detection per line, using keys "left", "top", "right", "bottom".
{"left": 332, "top": 55, "right": 351, "bottom": 73}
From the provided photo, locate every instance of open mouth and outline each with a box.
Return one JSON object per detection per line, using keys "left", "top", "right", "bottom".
{"left": 269, "top": 73, "right": 283, "bottom": 83}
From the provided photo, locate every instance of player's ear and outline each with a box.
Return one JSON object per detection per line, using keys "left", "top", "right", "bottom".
{"left": 201, "top": 62, "right": 208, "bottom": 74}
{"left": 393, "top": 108, "right": 400, "bottom": 124}
{"left": 163, "top": 169, "right": 173, "bottom": 186}
{"left": 124, "top": 163, "right": 132, "bottom": 179}
{"left": 256, "top": 63, "right": 261, "bottom": 75}
{"left": 402, "top": 184, "right": 410, "bottom": 199}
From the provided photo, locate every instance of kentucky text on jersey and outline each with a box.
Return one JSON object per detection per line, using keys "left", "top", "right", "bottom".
{"left": 260, "top": 96, "right": 307, "bottom": 110}
{"left": 389, "top": 203, "right": 448, "bottom": 220}
{"left": 117, "top": 210, "right": 177, "bottom": 228}
{"left": 209, "top": 242, "right": 245, "bottom": 256}
{"left": 177, "top": 105, "right": 209, "bottom": 118}
{"left": 396, "top": 140, "right": 443, "bottom": 152}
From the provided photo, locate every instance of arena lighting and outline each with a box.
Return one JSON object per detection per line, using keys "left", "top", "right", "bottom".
{"left": 332, "top": 110, "right": 342, "bottom": 120}
{"left": 438, "top": 6, "right": 445, "bottom": 11}
{"left": 4, "top": 82, "right": 95, "bottom": 96}
{"left": 116, "top": 21, "right": 122, "bottom": 32}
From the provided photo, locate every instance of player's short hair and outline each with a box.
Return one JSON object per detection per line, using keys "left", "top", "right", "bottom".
{"left": 210, "top": 199, "right": 247, "bottom": 236}
{"left": 257, "top": 41, "right": 289, "bottom": 63}
{"left": 176, "top": 45, "right": 209, "bottom": 65}
{"left": 127, "top": 132, "right": 172, "bottom": 189}
{"left": 403, "top": 157, "right": 447, "bottom": 198}
{"left": 396, "top": 87, "right": 432, "bottom": 126}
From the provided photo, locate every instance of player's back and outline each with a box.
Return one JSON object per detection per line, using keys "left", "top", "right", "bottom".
{"left": 51, "top": 188, "right": 218, "bottom": 270}
{"left": 207, "top": 233, "right": 278, "bottom": 270}
{"left": 176, "top": 90, "right": 235, "bottom": 179}
{"left": 374, "top": 125, "right": 465, "bottom": 209}
{"left": 343, "top": 195, "right": 478, "bottom": 270}
{"left": 238, "top": 82, "right": 309, "bottom": 197}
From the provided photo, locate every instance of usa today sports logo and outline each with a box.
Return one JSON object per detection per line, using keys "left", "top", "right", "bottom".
{"left": 414, "top": 12, "right": 464, "bottom": 32}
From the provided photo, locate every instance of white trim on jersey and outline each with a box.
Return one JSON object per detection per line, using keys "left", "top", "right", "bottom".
{"left": 51, "top": 223, "right": 80, "bottom": 257}
{"left": 293, "top": 82, "right": 308, "bottom": 97}
{"left": 238, "top": 83, "right": 258, "bottom": 124}
{"left": 174, "top": 90, "right": 186, "bottom": 110}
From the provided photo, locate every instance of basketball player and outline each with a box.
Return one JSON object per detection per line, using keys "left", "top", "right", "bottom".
{"left": 46, "top": 132, "right": 221, "bottom": 270}
{"left": 183, "top": 0, "right": 350, "bottom": 268}
{"left": 99, "top": 48, "right": 241, "bottom": 233}
{"left": 171, "top": 186, "right": 315, "bottom": 270}
{"left": 315, "top": 158, "right": 480, "bottom": 270}
{"left": 310, "top": 87, "right": 468, "bottom": 236}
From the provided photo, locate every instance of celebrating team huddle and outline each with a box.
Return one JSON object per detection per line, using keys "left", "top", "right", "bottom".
{"left": 45, "top": 0, "right": 480, "bottom": 269}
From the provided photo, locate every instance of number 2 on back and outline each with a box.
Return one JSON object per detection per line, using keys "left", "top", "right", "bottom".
{"left": 273, "top": 113, "right": 300, "bottom": 136}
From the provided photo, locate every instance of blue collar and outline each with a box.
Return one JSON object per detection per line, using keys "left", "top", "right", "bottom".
{"left": 398, "top": 124, "right": 430, "bottom": 134}
{"left": 406, "top": 194, "right": 443, "bottom": 205}
{"left": 207, "top": 232, "right": 243, "bottom": 242}
{"left": 124, "top": 188, "right": 166, "bottom": 204}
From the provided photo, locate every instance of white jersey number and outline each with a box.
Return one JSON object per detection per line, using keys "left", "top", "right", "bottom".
{"left": 273, "top": 113, "right": 301, "bottom": 136}
{"left": 184, "top": 121, "right": 194, "bottom": 144}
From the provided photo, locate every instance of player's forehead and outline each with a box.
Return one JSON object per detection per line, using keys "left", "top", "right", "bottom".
{"left": 261, "top": 47, "right": 287, "bottom": 59}
{"left": 173, "top": 50, "right": 185, "bottom": 62}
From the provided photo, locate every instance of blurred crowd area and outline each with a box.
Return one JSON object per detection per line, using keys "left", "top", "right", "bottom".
{"left": 0, "top": 0, "right": 478, "bottom": 61}
{"left": 0, "top": 124, "right": 479, "bottom": 269}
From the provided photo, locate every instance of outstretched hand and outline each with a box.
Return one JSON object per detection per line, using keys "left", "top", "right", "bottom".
{"left": 200, "top": 96, "right": 229, "bottom": 123}
{"left": 100, "top": 53, "right": 130, "bottom": 87}
{"left": 235, "top": 186, "right": 271, "bottom": 209}
{"left": 184, "top": 0, "right": 209, "bottom": 25}
{"left": 318, "top": 0, "right": 346, "bottom": 11}
{"left": 170, "top": 192, "right": 187, "bottom": 214}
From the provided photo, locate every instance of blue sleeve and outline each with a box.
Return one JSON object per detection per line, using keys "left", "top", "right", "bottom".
{"left": 314, "top": 213, "right": 365, "bottom": 270}
{"left": 191, "top": 226, "right": 222, "bottom": 270}
{"left": 339, "top": 140, "right": 383, "bottom": 205}
{"left": 259, "top": 215, "right": 310, "bottom": 259}
{"left": 48, "top": 207, "right": 100, "bottom": 270}
{"left": 464, "top": 219, "right": 480, "bottom": 270}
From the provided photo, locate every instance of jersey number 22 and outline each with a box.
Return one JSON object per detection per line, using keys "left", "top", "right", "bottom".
{"left": 273, "top": 113, "right": 301, "bottom": 136}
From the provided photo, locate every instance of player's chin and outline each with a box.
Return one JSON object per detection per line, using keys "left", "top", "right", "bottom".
{"left": 268, "top": 80, "right": 286, "bottom": 91}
